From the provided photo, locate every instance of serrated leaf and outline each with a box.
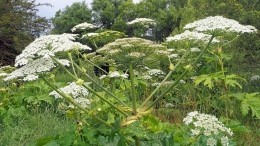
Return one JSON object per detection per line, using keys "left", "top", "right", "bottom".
{"left": 240, "top": 92, "right": 260, "bottom": 118}
{"left": 107, "top": 112, "right": 115, "bottom": 124}
{"left": 194, "top": 75, "right": 209, "bottom": 86}
{"left": 203, "top": 78, "right": 214, "bottom": 89}
{"left": 241, "top": 100, "right": 250, "bottom": 116}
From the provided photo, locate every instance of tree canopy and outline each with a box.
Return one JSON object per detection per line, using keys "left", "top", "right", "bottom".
{"left": 0, "top": 0, "right": 50, "bottom": 66}
{"left": 51, "top": 2, "right": 92, "bottom": 34}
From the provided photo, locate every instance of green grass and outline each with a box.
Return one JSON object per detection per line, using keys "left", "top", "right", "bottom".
{"left": 0, "top": 108, "right": 74, "bottom": 146}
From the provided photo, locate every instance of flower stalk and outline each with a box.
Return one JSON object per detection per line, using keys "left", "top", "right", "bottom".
{"left": 51, "top": 56, "right": 129, "bottom": 116}
{"left": 144, "top": 35, "right": 215, "bottom": 111}
{"left": 71, "top": 60, "right": 127, "bottom": 106}
{"left": 41, "top": 76, "right": 112, "bottom": 128}
{"left": 139, "top": 48, "right": 189, "bottom": 109}
{"left": 129, "top": 63, "right": 137, "bottom": 115}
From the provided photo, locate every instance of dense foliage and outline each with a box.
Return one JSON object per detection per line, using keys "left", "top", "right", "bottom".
{"left": 0, "top": 0, "right": 50, "bottom": 66}
{"left": 51, "top": 2, "right": 92, "bottom": 34}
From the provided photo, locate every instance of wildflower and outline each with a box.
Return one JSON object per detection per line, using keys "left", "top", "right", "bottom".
{"left": 49, "top": 82, "right": 89, "bottom": 99}
{"left": 49, "top": 82, "right": 90, "bottom": 108}
{"left": 179, "top": 80, "right": 186, "bottom": 84}
{"left": 184, "top": 16, "right": 257, "bottom": 33}
{"left": 166, "top": 30, "right": 220, "bottom": 43}
{"left": 127, "top": 52, "right": 146, "bottom": 58}
{"left": 99, "top": 71, "right": 128, "bottom": 79}
{"left": 0, "top": 72, "right": 7, "bottom": 77}
{"left": 165, "top": 103, "right": 174, "bottom": 108}
{"left": 183, "top": 111, "right": 233, "bottom": 137}
{"left": 191, "top": 47, "right": 201, "bottom": 52}
{"left": 82, "top": 32, "right": 99, "bottom": 38}
{"left": 169, "top": 53, "right": 179, "bottom": 58}
{"left": 148, "top": 69, "right": 165, "bottom": 76}
{"left": 250, "top": 75, "right": 260, "bottom": 81}
{"left": 127, "top": 18, "right": 156, "bottom": 26}
{"left": 57, "top": 59, "right": 70, "bottom": 67}
{"left": 71, "top": 22, "right": 98, "bottom": 32}
{"left": 207, "top": 137, "right": 217, "bottom": 146}
{"left": 221, "top": 136, "right": 229, "bottom": 146}
{"left": 97, "top": 37, "right": 167, "bottom": 66}
{"left": 191, "top": 128, "right": 200, "bottom": 136}
{"left": 23, "top": 74, "right": 39, "bottom": 81}
{"left": 15, "top": 34, "right": 91, "bottom": 67}
{"left": 4, "top": 58, "right": 56, "bottom": 81}
{"left": 68, "top": 97, "right": 91, "bottom": 108}
{"left": 141, "top": 75, "right": 152, "bottom": 80}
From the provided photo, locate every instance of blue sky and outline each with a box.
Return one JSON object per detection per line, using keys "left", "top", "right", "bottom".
{"left": 36, "top": 0, "right": 140, "bottom": 19}
{"left": 36, "top": 0, "right": 93, "bottom": 18}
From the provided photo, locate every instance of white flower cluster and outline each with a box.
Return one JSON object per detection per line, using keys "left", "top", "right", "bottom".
{"left": 166, "top": 30, "right": 220, "bottom": 43}
{"left": 100, "top": 71, "right": 128, "bottom": 79}
{"left": 165, "top": 103, "right": 174, "bottom": 108}
{"left": 127, "top": 18, "right": 156, "bottom": 26}
{"left": 148, "top": 69, "right": 165, "bottom": 77}
{"left": 141, "top": 75, "right": 152, "bottom": 80}
{"left": 184, "top": 111, "right": 233, "bottom": 146}
{"left": 82, "top": 32, "right": 99, "bottom": 38}
{"left": 169, "top": 53, "right": 179, "bottom": 58}
{"left": 15, "top": 34, "right": 91, "bottom": 67}
{"left": 184, "top": 16, "right": 257, "bottom": 33}
{"left": 250, "top": 75, "right": 260, "bottom": 81}
{"left": 0, "top": 72, "right": 8, "bottom": 77}
{"left": 71, "top": 22, "right": 98, "bottom": 32}
{"left": 151, "top": 81, "right": 173, "bottom": 87}
{"left": 190, "top": 47, "right": 201, "bottom": 52}
{"left": 98, "top": 37, "right": 166, "bottom": 58}
{"left": 49, "top": 82, "right": 90, "bottom": 108}
{"left": 126, "top": 52, "right": 146, "bottom": 58}
{"left": 4, "top": 34, "right": 91, "bottom": 81}
{"left": 4, "top": 58, "right": 56, "bottom": 81}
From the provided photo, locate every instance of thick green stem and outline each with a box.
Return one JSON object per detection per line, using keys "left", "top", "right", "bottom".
{"left": 139, "top": 49, "right": 189, "bottom": 109}
{"left": 134, "top": 136, "right": 141, "bottom": 146}
{"left": 81, "top": 83, "right": 129, "bottom": 116}
{"left": 144, "top": 35, "right": 215, "bottom": 111}
{"left": 129, "top": 63, "right": 137, "bottom": 115}
{"left": 51, "top": 57, "right": 128, "bottom": 116}
{"left": 68, "top": 53, "right": 78, "bottom": 78}
{"left": 84, "top": 58, "right": 108, "bottom": 74}
{"left": 41, "top": 77, "right": 112, "bottom": 128}
{"left": 72, "top": 61, "right": 127, "bottom": 106}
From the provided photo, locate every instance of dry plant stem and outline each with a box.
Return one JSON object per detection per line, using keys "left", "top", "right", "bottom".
{"left": 51, "top": 57, "right": 129, "bottom": 116}
{"left": 41, "top": 76, "right": 113, "bottom": 128}
{"left": 145, "top": 35, "right": 215, "bottom": 111}
{"left": 72, "top": 61, "right": 127, "bottom": 106}
{"left": 139, "top": 50, "right": 189, "bottom": 109}
{"left": 129, "top": 63, "right": 137, "bottom": 115}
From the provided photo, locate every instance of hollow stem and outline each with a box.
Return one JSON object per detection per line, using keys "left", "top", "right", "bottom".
{"left": 68, "top": 53, "right": 78, "bottom": 78}
{"left": 51, "top": 56, "right": 128, "bottom": 116}
{"left": 41, "top": 76, "right": 112, "bottom": 128}
{"left": 129, "top": 63, "right": 137, "bottom": 115}
{"left": 139, "top": 49, "right": 189, "bottom": 109}
{"left": 144, "top": 35, "right": 215, "bottom": 111}
{"left": 81, "top": 83, "right": 129, "bottom": 116}
{"left": 72, "top": 61, "right": 127, "bottom": 106}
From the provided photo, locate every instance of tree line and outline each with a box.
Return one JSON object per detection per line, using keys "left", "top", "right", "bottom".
{"left": 1, "top": 0, "right": 259, "bottom": 66}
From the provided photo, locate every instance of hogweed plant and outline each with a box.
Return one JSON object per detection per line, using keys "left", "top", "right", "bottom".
{"left": 184, "top": 111, "right": 233, "bottom": 146}
{"left": 2, "top": 16, "right": 258, "bottom": 145}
